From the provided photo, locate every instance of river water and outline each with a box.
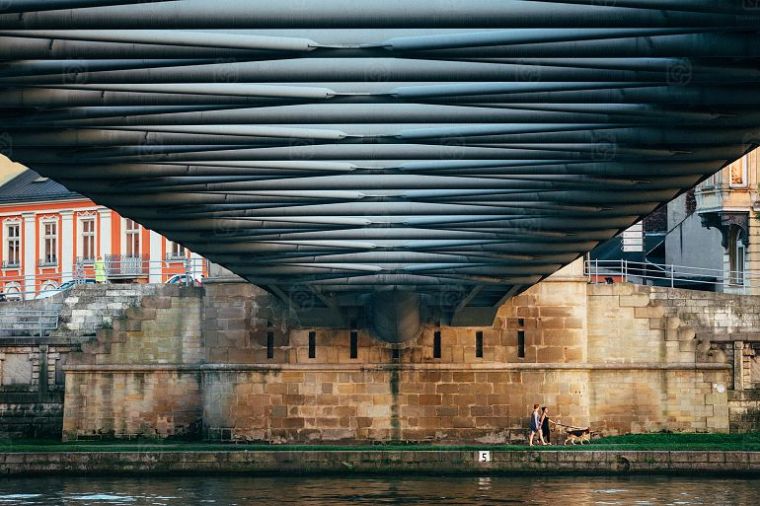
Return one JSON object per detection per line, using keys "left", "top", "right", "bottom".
{"left": 0, "top": 476, "right": 757, "bottom": 505}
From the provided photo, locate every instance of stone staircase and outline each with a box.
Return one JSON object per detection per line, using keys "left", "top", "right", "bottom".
{"left": 53, "top": 284, "right": 160, "bottom": 337}
{"left": 0, "top": 297, "right": 63, "bottom": 337}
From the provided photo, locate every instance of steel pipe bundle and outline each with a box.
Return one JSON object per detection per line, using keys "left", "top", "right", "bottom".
{"left": 2, "top": 0, "right": 760, "bottom": 330}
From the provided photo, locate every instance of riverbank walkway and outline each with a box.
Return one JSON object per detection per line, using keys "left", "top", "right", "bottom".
{"left": 2, "top": 434, "right": 760, "bottom": 476}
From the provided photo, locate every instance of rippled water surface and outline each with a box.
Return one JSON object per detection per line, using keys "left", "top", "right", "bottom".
{"left": 0, "top": 476, "right": 757, "bottom": 505}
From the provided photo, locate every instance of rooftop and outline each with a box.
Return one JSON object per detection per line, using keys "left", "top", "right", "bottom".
{"left": 0, "top": 169, "right": 84, "bottom": 205}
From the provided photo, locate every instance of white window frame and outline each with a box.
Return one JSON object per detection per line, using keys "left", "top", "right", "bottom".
{"left": 729, "top": 156, "right": 749, "bottom": 189}
{"left": 40, "top": 218, "right": 58, "bottom": 266}
{"left": 122, "top": 217, "right": 141, "bottom": 258}
{"left": 168, "top": 240, "right": 186, "bottom": 260}
{"left": 3, "top": 219, "right": 21, "bottom": 268}
{"left": 77, "top": 213, "right": 97, "bottom": 263}
{"left": 3, "top": 281, "right": 22, "bottom": 300}
{"left": 40, "top": 279, "right": 58, "bottom": 291}
{"left": 729, "top": 226, "right": 746, "bottom": 286}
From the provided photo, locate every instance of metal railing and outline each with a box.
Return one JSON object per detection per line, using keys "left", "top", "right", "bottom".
{"left": 105, "top": 255, "right": 149, "bottom": 277}
{"left": 585, "top": 259, "right": 757, "bottom": 294}
{"left": 0, "top": 309, "right": 60, "bottom": 337}
{"left": 0, "top": 257, "right": 207, "bottom": 300}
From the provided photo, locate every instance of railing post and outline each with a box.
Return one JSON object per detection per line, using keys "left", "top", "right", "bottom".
{"left": 670, "top": 264, "right": 675, "bottom": 288}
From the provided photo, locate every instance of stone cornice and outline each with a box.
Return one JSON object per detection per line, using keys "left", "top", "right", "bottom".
{"left": 63, "top": 362, "right": 731, "bottom": 373}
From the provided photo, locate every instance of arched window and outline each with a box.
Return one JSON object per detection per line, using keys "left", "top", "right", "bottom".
{"left": 41, "top": 280, "right": 59, "bottom": 292}
{"left": 3, "top": 282, "right": 22, "bottom": 301}
{"left": 728, "top": 226, "right": 745, "bottom": 286}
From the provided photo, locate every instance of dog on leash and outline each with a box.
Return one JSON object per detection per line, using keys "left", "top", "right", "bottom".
{"left": 563, "top": 428, "right": 591, "bottom": 445}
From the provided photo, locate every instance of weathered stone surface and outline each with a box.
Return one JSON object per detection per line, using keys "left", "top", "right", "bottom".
{"left": 22, "top": 269, "right": 757, "bottom": 442}
{"left": 2, "top": 450, "right": 760, "bottom": 476}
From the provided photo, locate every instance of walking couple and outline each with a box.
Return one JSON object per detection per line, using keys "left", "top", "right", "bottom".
{"left": 529, "top": 403, "right": 553, "bottom": 446}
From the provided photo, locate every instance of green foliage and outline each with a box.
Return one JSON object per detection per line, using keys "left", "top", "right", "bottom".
{"left": 3, "top": 433, "right": 760, "bottom": 453}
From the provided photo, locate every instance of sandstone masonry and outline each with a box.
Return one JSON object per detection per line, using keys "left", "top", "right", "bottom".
{"left": 54, "top": 260, "right": 760, "bottom": 443}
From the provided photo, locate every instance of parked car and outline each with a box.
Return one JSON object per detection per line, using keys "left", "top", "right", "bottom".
{"left": 165, "top": 274, "right": 202, "bottom": 287}
{"left": 35, "top": 279, "right": 97, "bottom": 300}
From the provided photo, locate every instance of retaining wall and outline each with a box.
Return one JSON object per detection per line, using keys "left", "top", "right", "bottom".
{"left": 1, "top": 450, "right": 759, "bottom": 476}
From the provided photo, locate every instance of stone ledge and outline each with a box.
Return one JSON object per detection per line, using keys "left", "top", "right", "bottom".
{"left": 62, "top": 362, "right": 731, "bottom": 372}
{"left": 1, "top": 450, "right": 759, "bottom": 476}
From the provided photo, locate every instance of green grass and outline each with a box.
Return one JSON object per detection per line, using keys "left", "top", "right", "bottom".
{"left": 1, "top": 433, "right": 760, "bottom": 453}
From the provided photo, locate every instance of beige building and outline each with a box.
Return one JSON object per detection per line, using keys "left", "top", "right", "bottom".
{"left": 696, "top": 148, "right": 760, "bottom": 294}
{"left": 666, "top": 147, "right": 760, "bottom": 294}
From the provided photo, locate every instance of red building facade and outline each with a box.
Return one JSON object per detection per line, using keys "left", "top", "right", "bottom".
{"left": 0, "top": 170, "right": 206, "bottom": 299}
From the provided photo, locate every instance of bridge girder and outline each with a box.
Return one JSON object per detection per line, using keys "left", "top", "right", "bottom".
{"left": 2, "top": 0, "right": 760, "bottom": 337}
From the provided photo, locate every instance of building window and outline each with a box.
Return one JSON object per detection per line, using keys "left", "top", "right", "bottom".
{"left": 517, "top": 330, "right": 526, "bottom": 358}
{"left": 622, "top": 221, "right": 644, "bottom": 253}
{"left": 125, "top": 219, "right": 140, "bottom": 257}
{"left": 729, "top": 157, "right": 748, "bottom": 188}
{"left": 729, "top": 226, "right": 746, "bottom": 286}
{"left": 349, "top": 329, "right": 358, "bottom": 359}
{"left": 80, "top": 218, "right": 96, "bottom": 262}
{"left": 170, "top": 241, "right": 185, "bottom": 259}
{"left": 433, "top": 330, "right": 442, "bottom": 359}
{"left": 308, "top": 331, "right": 316, "bottom": 359}
{"left": 266, "top": 320, "right": 274, "bottom": 359}
{"left": 3, "top": 281, "right": 22, "bottom": 300}
{"left": 4, "top": 222, "right": 20, "bottom": 267}
{"left": 42, "top": 221, "right": 57, "bottom": 265}
{"left": 475, "top": 331, "right": 484, "bottom": 358}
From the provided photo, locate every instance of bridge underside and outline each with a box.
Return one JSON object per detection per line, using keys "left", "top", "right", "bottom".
{"left": 2, "top": 1, "right": 760, "bottom": 336}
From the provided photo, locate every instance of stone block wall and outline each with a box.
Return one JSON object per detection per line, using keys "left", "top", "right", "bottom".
{"left": 64, "top": 368, "right": 201, "bottom": 439}
{"left": 56, "top": 263, "right": 760, "bottom": 443}
{"left": 62, "top": 285, "right": 204, "bottom": 440}
{"left": 194, "top": 266, "right": 729, "bottom": 442}
{"left": 588, "top": 282, "right": 760, "bottom": 432}
{"left": 202, "top": 366, "right": 590, "bottom": 444}
{"left": 0, "top": 342, "right": 74, "bottom": 438}
{"left": 56, "top": 284, "right": 160, "bottom": 336}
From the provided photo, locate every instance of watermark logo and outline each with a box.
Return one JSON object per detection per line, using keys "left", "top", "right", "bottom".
{"left": 741, "top": 131, "right": 760, "bottom": 149}
{"left": 213, "top": 58, "right": 240, "bottom": 84}
{"left": 438, "top": 137, "right": 465, "bottom": 160}
{"left": 743, "top": 0, "right": 760, "bottom": 11}
{"left": 62, "top": 60, "right": 89, "bottom": 85}
{"left": 591, "top": 132, "right": 618, "bottom": 162}
{"left": 666, "top": 58, "right": 693, "bottom": 86}
{"left": 518, "top": 63, "right": 542, "bottom": 83}
{"left": 0, "top": 132, "right": 12, "bottom": 158}
{"left": 438, "top": 284, "right": 468, "bottom": 310}
{"left": 212, "top": 219, "right": 241, "bottom": 238}
{"left": 288, "top": 138, "right": 315, "bottom": 160}
{"left": 138, "top": 134, "right": 165, "bottom": 161}
{"left": 288, "top": 284, "right": 316, "bottom": 313}
{"left": 365, "top": 61, "right": 391, "bottom": 83}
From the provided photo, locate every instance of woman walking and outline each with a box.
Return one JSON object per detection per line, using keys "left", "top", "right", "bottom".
{"left": 540, "top": 406, "right": 553, "bottom": 445}
{"left": 528, "top": 403, "right": 545, "bottom": 446}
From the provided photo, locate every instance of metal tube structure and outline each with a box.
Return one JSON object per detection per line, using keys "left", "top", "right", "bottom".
{"left": 2, "top": 0, "right": 760, "bottom": 333}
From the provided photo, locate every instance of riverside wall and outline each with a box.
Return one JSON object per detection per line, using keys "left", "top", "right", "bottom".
{"left": 1, "top": 450, "right": 760, "bottom": 476}
{"left": 56, "top": 260, "right": 760, "bottom": 443}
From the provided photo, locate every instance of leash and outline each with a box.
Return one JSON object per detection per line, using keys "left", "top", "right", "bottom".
{"left": 551, "top": 421, "right": 589, "bottom": 431}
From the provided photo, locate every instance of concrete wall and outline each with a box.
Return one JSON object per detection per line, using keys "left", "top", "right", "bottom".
{"left": 665, "top": 193, "right": 723, "bottom": 270}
